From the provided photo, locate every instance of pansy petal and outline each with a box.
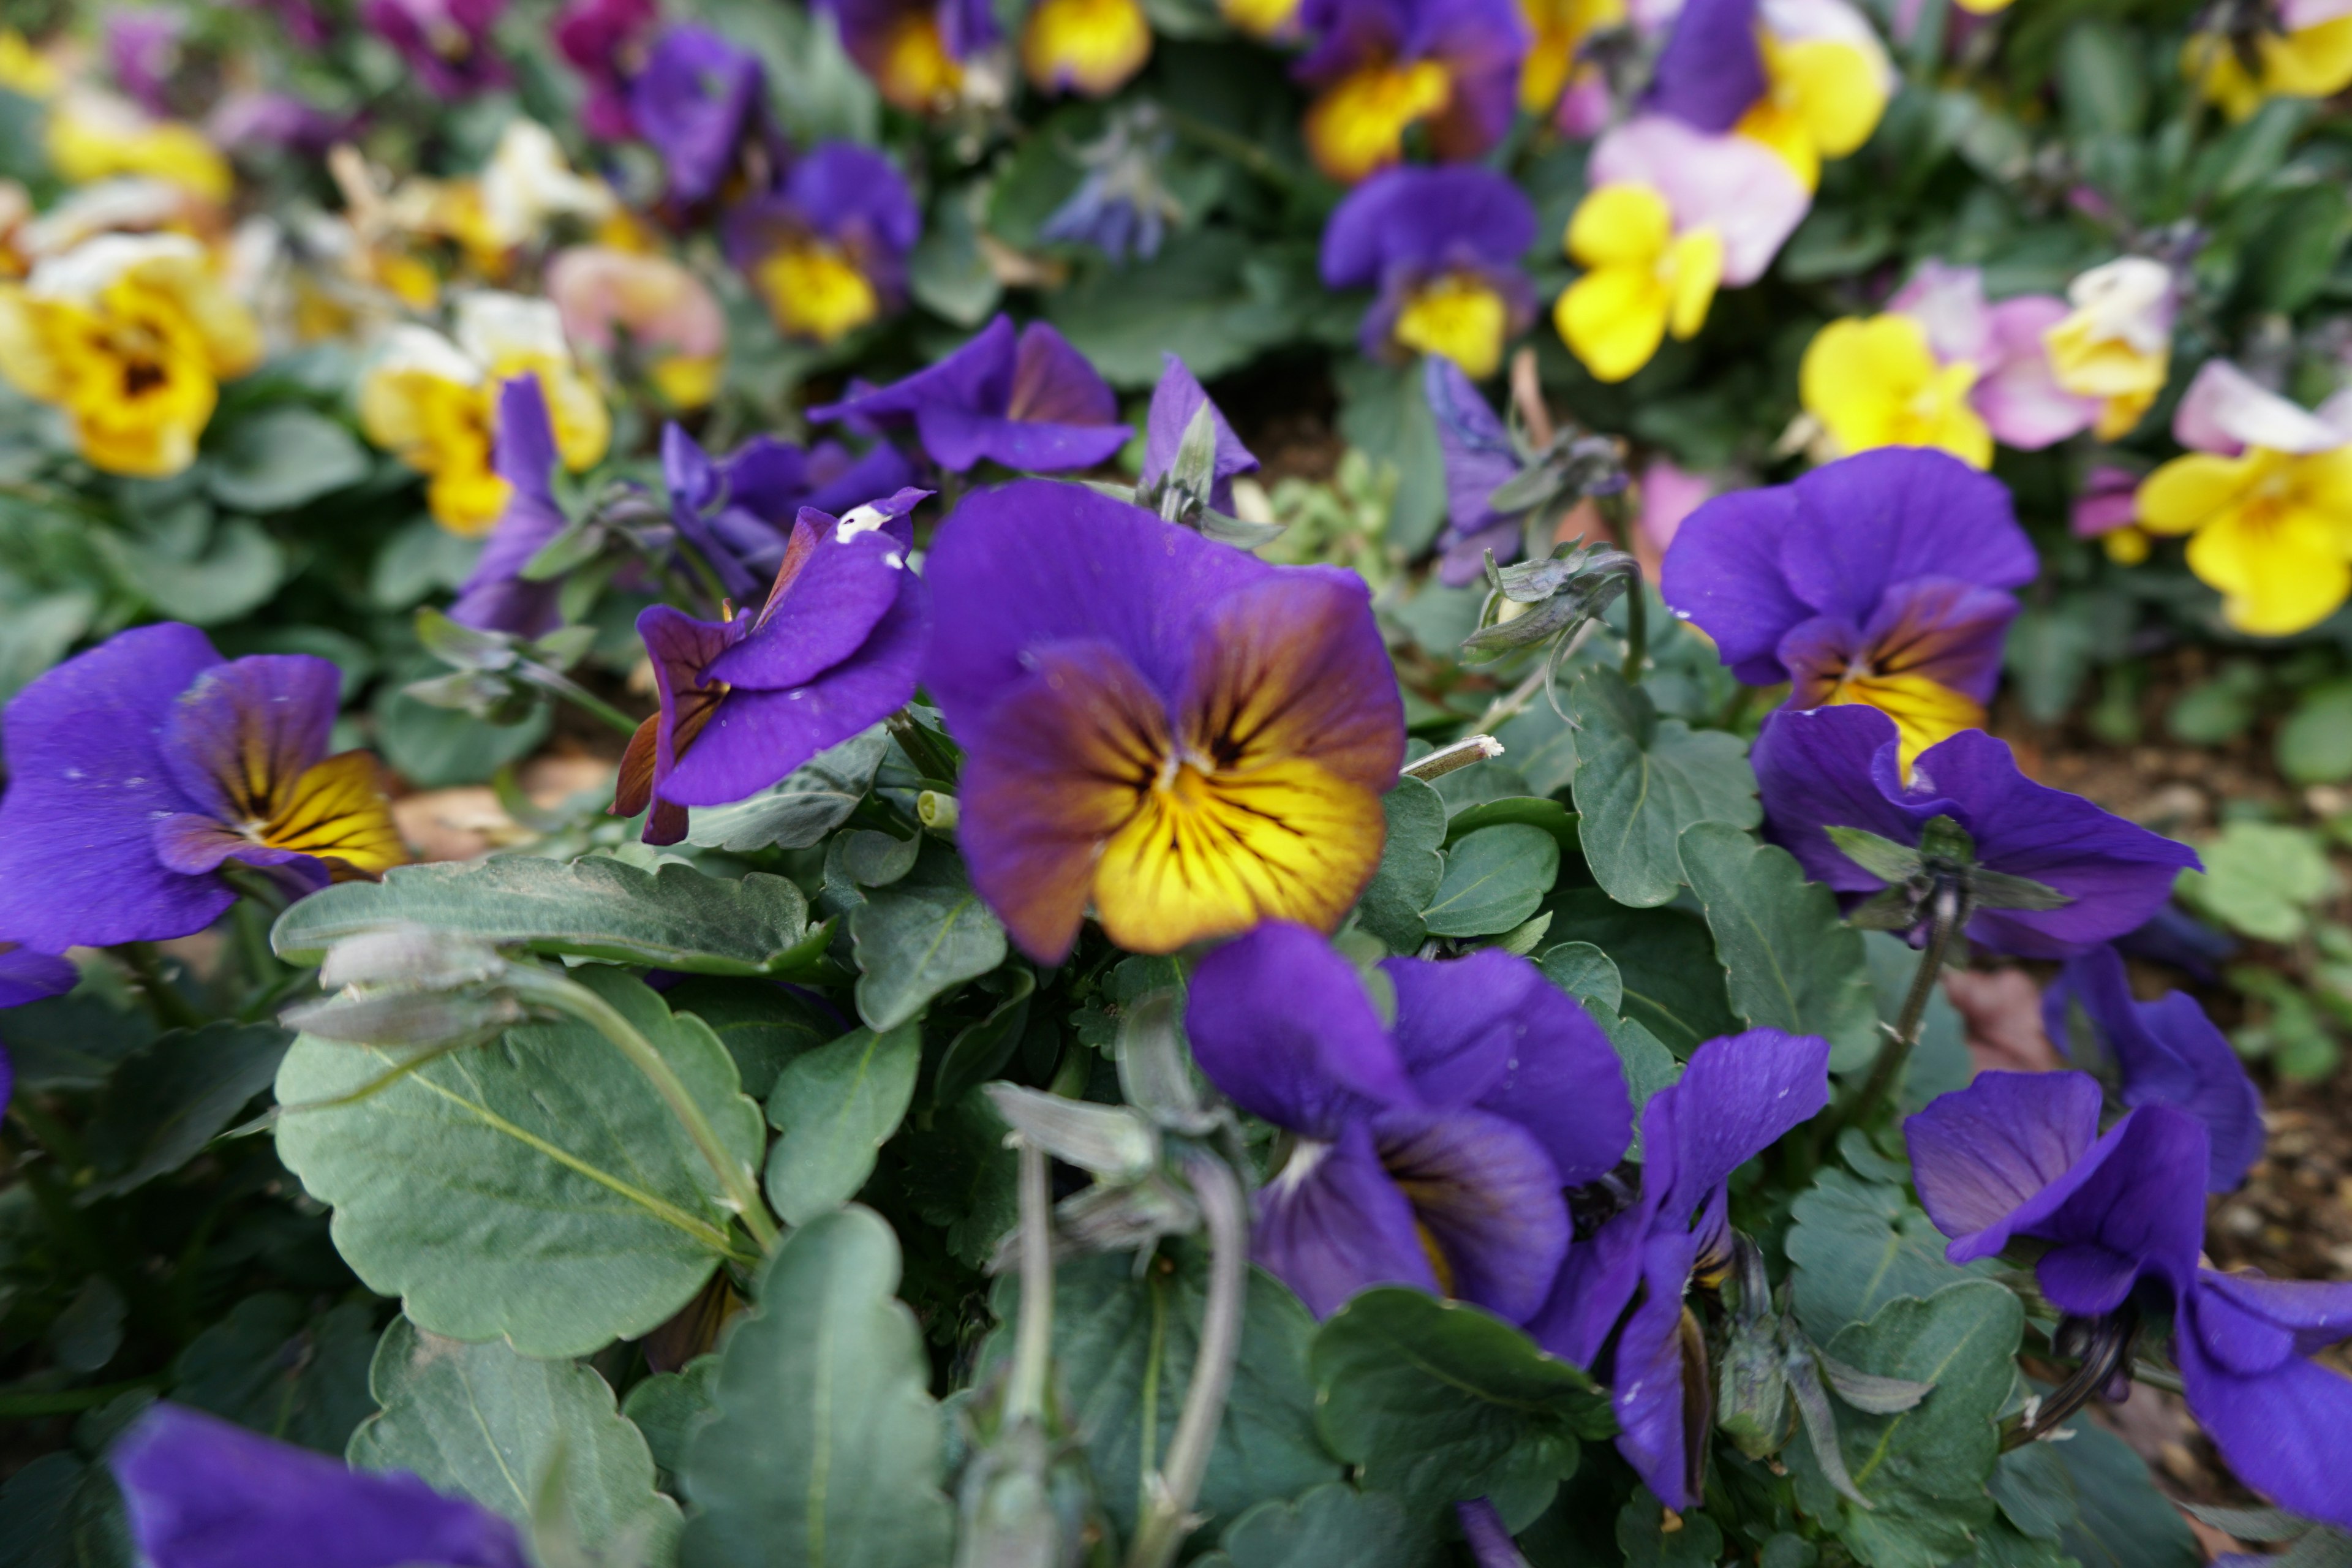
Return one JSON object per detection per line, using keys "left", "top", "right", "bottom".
{"left": 956, "top": 639, "right": 1177, "bottom": 963}
{"left": 2046, "top": 946, "right": 2263, "bottom": 1193}
{"left": 2177, "top": 1316, "right": 2352, "bottom": 1531}
{"left": 0, "top": 623, "right": 228, "bottom": 951}
{"left": 1376, "top": 1106, "right": 1571, "bottom": 1322}
{"left": 258, "top": 752, "right": 405, "bottom": 877}
{"left": 1008, "top": 320, "right": 1119, "bottom": 428}
{"left": 1906, "top": 1070, "right": 2104, "bottom": 1250}
{"left": 1529, "top": 1087, "right": 1679, "bottom": 1368}
{"left": 922, "top": 480, "right": 1271, "bottom": 753}
{"left": 1425, "top": 356, "right": 1518, "bottom": 533}
{"left": 1645, "top": 0, "right": 1763, "bottom": 132}
{"left": 1777, "top": 448, "right": 2036, "bottom": 624}
{"left": 0, "top": 944, "right": 76, "bottom": 1010}
{"left": 2197, "top": 1270, "right": 2352, "bottom": 1359}
{"left": 1666, "top": 1029, "right": 1830, "bottom": 1213}
{"left": 1476, "top": 977, "right": 1635, "bottom": 1186}
{"left": 913, "top": 405, "right": 1133, "bottom": 473}
{"left": 1586, "top": 117, "right": 1808, "bottom": 286}
{"left": 1659, "top": 483, "right": 1811, "bottom": 682}
{"left": 808, "top": 314, "right": 1018, "bottom": 428}
{"left": 1610, "top": 1226, "right": 1707, "bottom": 1509}
{"left": 1853, "top": 576, "right": 2019, "bottom": 706}
{"left": 1142, "top": 353, "right": 1256, "bottom": 502}
{"left": 2173, "top": 357, "right": 2346, "bottom": 456}
{"left": 663, "top": 577, "right": 925, "bottom": 808}
{"left": 1752, "top": 704, "right": 1921, "bottom": 891}
{"left": 1187, "top": 919, "right": 1419, "bottom": 1134}
{"left": 708, "top": 527, "right": 910, "bottom": 688}
{"left": 113, "top": 1401, "right": 528, "bottom": 1568}
{"left": 801, "top": 441, "right": 921, "bottom": 525}
{"left": 1256, "top": 1119, "right": 1439, "bottom": 1319}
{"left": 161, "top": 654, "right": 339, "bottom": 826}
{"left": 1381, "top": 947, "right": 1536, "bottom": 1109}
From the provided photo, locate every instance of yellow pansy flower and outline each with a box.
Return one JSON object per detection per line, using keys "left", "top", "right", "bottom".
{"left": 1303, "top": 59, "right": 1453, "bottom": 184}
{"left": 1022, "top": 0, "right": 1153, "bottom": 96}
{"left": 0, "top": 232, "right": 260, "bottom": 478}
{"left": 358, "top": 294, "right": 609, "bottom": 535}
{"left": 2188, "top": 17, "right": 2352, "bottom": 121}
{"left": 1554, "top": 182, "right": 1722, "bottom": 383}
{"left": 1800, "top": 313, "right": 1992, "bottom": 468}
{"left": 1223, "top": 0, "right": 1303, "bottom": 40}
{"left": 47, "top": 91, "right": 232, "bottom": 204}
{"left": 2137, "top": 446, "right": 2352, "bottom": 635}
{"left": 0, "top": 29, "right": 61, "bottom": 99}
{"left": 1735, "top": 0, "right": 1892, "bottom": 190}
{"left": 2044, "top": 257, "right": 2174, "bottom": 442}
{"left": 1518, "top": 0, "right": 1625, "bottom": 115}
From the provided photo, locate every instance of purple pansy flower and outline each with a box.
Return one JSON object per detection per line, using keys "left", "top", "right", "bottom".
{"left": 1528, "top": 1027, "right": 1831, "bottom": 1508}
{"left": 1908, "top": 1073, "right": 2352, "bottom": 1529}
{"left": 1423, "top": 357, "right": 1523, "bottom": 585}
{"left": 450, "top": 377, "right": 569, "bottom": 639}
{"left": 809, "top": 316, "right": 1130, "bottom": 474}
{"left": 1319, "top": 165, "right": 1536, "bottom": 380}
{"left": 113, "top": 1402, "right": 527, "bottom": 1568}
{"left": 0, "top": 944, "right": 77, "bottom": 1114}
{"left": 107, "top": 9, "right": 185, "bottom": 116}
{"left": 1644, "top": 0, "right": 1766, "bottom": 130}
{"left": 361, "top": 0, "right": 510, "bottom": 97}
{"left": 1294, "top": 0, "right": 1529, "bottom": 185}
{"left": 556, "top": 0, "right": 661, "bottom": 141}
{"left": 1140, "top": 353, "right": 1257, "bottom": 513}
{"left": 818, "top": 0, "right": 999, "bottom": 114}
{"left": 1661, "top": 448, "right": 2035, "bottom": 767}
{"left": 2041, "top": 944, "right": 2262, "bottom": 1193}
{"left": 630, "top": 25, "right": 764, "bottom": 206}
{"left": 1186, "top": 922, "right": 1632, "bottom": 1321}
{"left": 662, "top": 421, "right": 919, "bottom": 601}
{"left": 0, "top": 627, "right": 404, "bottom": 954}
{"left": 613, "top": 491, "right": 930, "bottom": 844}
{"left": 1752, "top": 706, "right": 2200, "bottom": 960}
{"left": 724, "top": 143, "right": 921, "bottom": 346}
{"left": 921, "top": 481, "right": 1403, "bottom": 961}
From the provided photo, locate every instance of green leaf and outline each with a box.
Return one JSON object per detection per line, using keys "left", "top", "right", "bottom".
{"left": 1046, "top": 230, "right": 1295, "bottom": 388}
{"left": 2051, "top": 1417, "right": 2201, "bottom": 1568}
{"left": 907, "top": 179, "right": 1001, "bottom": 327}
{"left": 622, "top": 1355, "right": 721, "bottom": 1482}
{"left": 981, "top": 1245, "right": 1340, "bottom": 1547}
{"left": 1309, "top": 1287, "right": 1608, "bottom": 1514}
{"left": 933, "top": 967, "right": 1035, "bottom": 1109}
{"left": 105, "top": 516, "right": 287, "bottom": 625}
{"left": 1785, "top": 1169, "right": 1991, "bottom": 1344}
{"left": 80, "top": 1023, "right": 289, "bottom": 1200}
{"left": 1547, "top": 889, "right": 1742, "bottom": 1058}
{"left": 678, "top": 1207, "right": 952, "bottom": 1568}
{"left": 1790, "top": 1282, "right": 2022, "bottom": 1568}
{"left": 1442, "top": 797, "right": 1579, "bottom": 854}
{"left": 203, "top": 407, "right": 371, "bottom": 512}
{"left": 1335, "top": 357, "right": 1445, "bottom": 554}
{"left": 1538, "top": 941, "right": 1621, "bottom": 1014}
{"left": 2177, "top": 821, "right": 2337, "bottom": 943}
{"left": 0, "top": 1451, "right": 131, "bottom": 1568}
{"left": 763, "top": 1022, "right": 921, "bottom": 1226}
{"left": 2278, "top": 679, "right": 2352, "bottom": 785}
{"left": 372, "top": 658, "right": 549, "bottom": 787}
{"left": 1617, "top": 1492, "right": 1725, "bottom": 1566}
{"left": 1569, "top": 669, "right": 1758, "bottom": 908}
{"left": 1355, "top": 778, "right": 1447, "bottom": 954}
{"left": 2056, "top": 19, "right": 2144, "bottom": 138}
{"left": 1494, "top": 700, "right": 1579, "bottom": 797}
{"left": 662, "top": 977, "right": 836, "bottom": 1101}
{"left": 274, "top": 969, "right": 764, "bottom": 1357}
{"left": 171, "top": 1294, "right": 378, "bottom": 1454}
{"left": 1678, "top": 823, "right": 1880, "bottom": 1069}
{"left": 1422, "top": 824, "right": 1561, "bottom": 938}
{"left": 891, "top": 1088, "right": 1020, "bottom": 1270}
{"left": 1193, "top": 1484, "right": 1423, "bottom": 1568}
{"left": 685, "top": 729, "right": 891, "bottom": 851}
{"left": 349, "top": 1315, "right": 681, "bottom": 1561}
{"left": 273, "top": 855, "right": 814, "bottom": 976}
{"left": 850, "top": 883, "right": 1009, "bottom": 1031}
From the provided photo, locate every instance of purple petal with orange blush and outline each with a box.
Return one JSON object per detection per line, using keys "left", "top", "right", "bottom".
{"left": 161, "top": 655, "right": 339, "bottom": 825}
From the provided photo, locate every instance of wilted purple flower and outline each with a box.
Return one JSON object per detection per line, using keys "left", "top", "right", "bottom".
{"left": 1424, "top": 357, "right": 1523, "bottom": 585}
{"left": 631, "top": 25, "right": 764, "bottom": 206}
{"left": 1752, "top": 706, "right": 2199, "bottom": 959}
{"left": 0, "top": 943, "right": 76, "bottom": 1112}
{"left": 922, "top": 482, "right": 1401, "bottom": 960}
{"left": 1293, "top": 0, "right": 1529, "bottom": 184}
{"left": 1529, "top": 1027, "right": 1832, "bottom": 1507}
{"left": 1187, "top": 922, "right": 1631, "bottom": 1320}
{"left": 1319, "top": 165, "right": 1536, "bottom": 380}
{"left": 0, "top": 627, "right": 405, "bottom": 952}
{"left": 724, "top": 143, "right": 920, "bottom": 345}
{"left": 107, "top": 9, "right": 184, "bottom": 116}
{"left": 1038, "top": 106, "right": 1184, "bottom": 264}
{"left": 809, "top": 315, "right": 1129, "bottom": 473}
{"left": 661, "top": 420, "right": 917, "bottom": 600}
{"left": 361, "top": 0, "right": 510, "bottom": 98}
{"left": 613, "top": 491, "right": 930, "bottom": 843}
{"left": 1140, "top": 353, "right": 1256, "bottom": 512}
{"left": 2041, "top": 944, "right": 2261, "bottom": 1193}
{"left": 113, "top": 1402, "right": 527, "bottom": 1568}
{"left": 556, "top": 0, "right": 660, "bottom": 140}
{"left": 450, "top": 378, "right": 569, "bottom": 639}
{"left": 1908, "top": 1072, "right": 2352, "bottom": 1529}
{"left": 1661, "top": 448, "right": 2035, "bottom": 766}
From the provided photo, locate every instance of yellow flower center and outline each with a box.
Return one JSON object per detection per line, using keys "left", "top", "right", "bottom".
{"left": 876, "top": 17, "right": 964, "bottom": 113}
{"left": 753, "top": 241, "right": 882, "bottom": 346}
{"left": 1394, "top": 273, "right": 1509, "bottom": 379}
{"left": 1517, "top": 0, "right": 1625, "bottom": 113}
{"left": 1304, "top": 60, "right": 1452, "bottom": 184}
{"left": 1022, "top": 0, "right": 1153, "bottom": 96}
{"left": 1222, "top": 0, "right": 1303, "bottom": 39}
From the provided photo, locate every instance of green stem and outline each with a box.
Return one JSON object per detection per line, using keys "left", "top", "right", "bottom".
{"left": 116, "top": 943, "right": 206, "bottom": 1031}
{"left": 1621, "top": 578, "right": 1648, "bottom": 684}
{"left": 888, "top": 709, "right": 960, "bottom": 787}
{"left": 1126, "top": 1150, "right": 1249, "bottom": 1568}
{"left": 1159, "top": 106, "right": 1309, "bottom": 195}
{"left": 1005, "top": 1141, "right": 1055, "bottom": 1427}
{"left": 520, "top": 662, "right": 644, "bottom": 738}
{"left": 505, "top": 968, "right": 781, "bottom": 1253}
{"left": 1838, "top": 881, "right": 1964, "bottom": 1134}
{"left": 0, "top": 1377, "right": 167, "bottom": 1419}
